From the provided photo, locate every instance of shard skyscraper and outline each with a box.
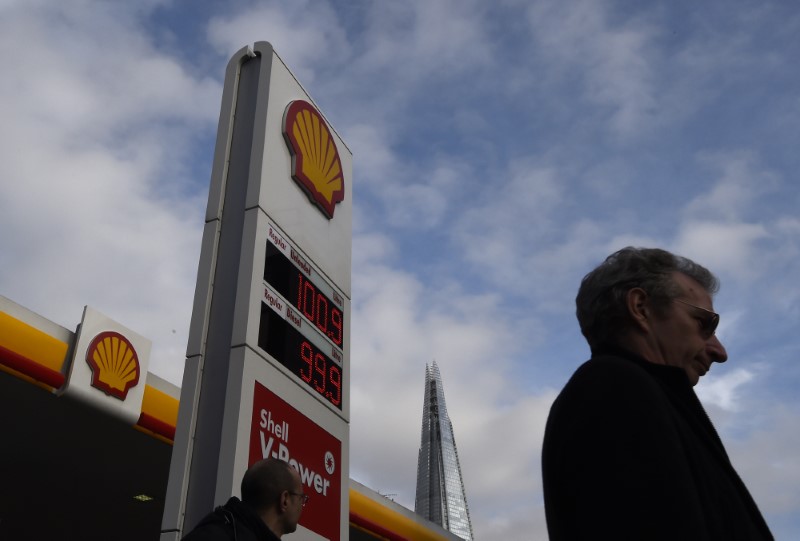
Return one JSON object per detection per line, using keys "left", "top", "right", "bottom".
{"left": 415, "top": 361, "right": 475, "bottom": 540}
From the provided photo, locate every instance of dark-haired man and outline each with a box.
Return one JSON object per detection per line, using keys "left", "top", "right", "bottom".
{"left": 542, "top": 247, "right": 773, "bottom": 540}
{"left": 182, "top": 458, "right": 307, "bottom": 541}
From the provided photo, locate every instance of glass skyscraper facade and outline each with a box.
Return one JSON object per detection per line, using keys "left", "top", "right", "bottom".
{"left": 414, "top": 361, "right": 474, "bottom": 541}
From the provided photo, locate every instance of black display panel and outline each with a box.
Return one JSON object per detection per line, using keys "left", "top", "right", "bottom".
{"left": 264, "top": 243, "right": 344, "bottom": 349}
{"left": 258, "top": 303, "right": 343, "bottom": 409}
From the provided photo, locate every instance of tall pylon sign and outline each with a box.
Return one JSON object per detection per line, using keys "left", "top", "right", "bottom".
{"left": 161, "top": 42, "right": 352, "bottom": 541}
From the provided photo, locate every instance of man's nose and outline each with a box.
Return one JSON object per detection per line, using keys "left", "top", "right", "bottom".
{"left": 706, "top": 335, "right": 728, "bottom": 363}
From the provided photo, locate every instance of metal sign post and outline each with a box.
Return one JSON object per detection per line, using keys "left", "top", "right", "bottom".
{"left": 161, "top": 42, "right": 352, "bottom": 541}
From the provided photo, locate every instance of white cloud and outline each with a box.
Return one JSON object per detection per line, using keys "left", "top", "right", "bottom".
{"left": 526, "top": 0, "right": 660, "bottom": 138}
{"left": 0, "top": 7, "right": 219, "bottom": 140}
{"left": 687, "top": 152, "right": 780, "bottom": 221}
{"left": 357, "top": 0, "right": 493, "bottom": 82}
{"left": 0, "top": 1, "right": 220, "bottom": 385}
{"left": 726, "top": 406, "right": 800, "bottom": 522}
{"left": 206, "top": 0, "right": 351, "bottom": 86}
{"left": 669, "top": 151, "right": 798, "bottom": 288}
{"left": 673, "top": 220, "right": 769, "bottom": 281}
{"left": 457, "top": 392, "right": 556, "bottom": 541}
{"left": 454, "top": 163, "right": 564, "bottom": 279}
{"left": 342, "top": 123, "right": 397, "bottom": 188}
{"left": 696, "top": 366, "right": 755, "bottom": 411}
{"left": 379, "top": 161, "right": 464, "bottom": 229}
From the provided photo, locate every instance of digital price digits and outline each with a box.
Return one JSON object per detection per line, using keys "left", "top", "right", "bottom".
{"left": 299, "top": 341, "right": 342, "bottom": 406}
{"left": 296, "top": 274, "right": 343, "bottom": 347}
{"left": 264, "top": 242, "right": 344, "bottom": 349}
{"left": 258, "top": 305, "right": 343, "bottom": 409}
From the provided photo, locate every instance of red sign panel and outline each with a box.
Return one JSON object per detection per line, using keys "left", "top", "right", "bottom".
{"left": 249, "top": 381, "right": 342, "bottom": 540}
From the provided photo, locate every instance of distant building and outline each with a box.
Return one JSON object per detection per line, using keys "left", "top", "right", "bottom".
{"left": 415, "top": 361, "right": 475, "bottom": 540}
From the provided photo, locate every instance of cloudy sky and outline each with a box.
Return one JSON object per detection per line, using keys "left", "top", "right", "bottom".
{"left": 2, "top": 0, "right": 799, "bottom": 539}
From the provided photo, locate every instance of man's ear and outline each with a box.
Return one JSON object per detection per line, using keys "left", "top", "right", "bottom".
{"left": 626, "top": 287, "right": 650, "bottom": 333}
{"left": 279, "top": 490, "right": 290, "bottom": 513}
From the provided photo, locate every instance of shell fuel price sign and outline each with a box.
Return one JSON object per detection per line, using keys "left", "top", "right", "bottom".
{"left": 161, "top": 41, "right": 351, "bottom": 541}
{"left": 259, "top": 222, "right": 346, "bottom": 411}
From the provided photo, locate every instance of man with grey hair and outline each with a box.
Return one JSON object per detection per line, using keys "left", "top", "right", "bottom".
{"left": 542, "top": 247, "right": 773, "bottom": 540}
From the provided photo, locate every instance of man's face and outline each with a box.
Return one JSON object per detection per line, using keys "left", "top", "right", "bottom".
{"left": 648, "top": 272, "right": 727, "bottom": 385}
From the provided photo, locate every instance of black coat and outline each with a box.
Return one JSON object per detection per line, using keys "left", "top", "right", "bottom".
{"left": 542, "top": 348, "right": 773, "bottom": 540}
{"left": 181, "top": 497, "right": 281, "bottom": 541}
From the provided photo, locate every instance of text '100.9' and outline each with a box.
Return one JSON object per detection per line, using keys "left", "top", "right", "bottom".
{"left": 264, "top": 242, "right": 344, "bottom": 349}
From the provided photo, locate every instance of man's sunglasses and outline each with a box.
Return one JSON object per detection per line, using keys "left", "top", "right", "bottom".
{"left": 289, "top": 491, "right": 309, "bottom": 507}
{"left": 674, "top": 298, "right": 719, "bottom": 339}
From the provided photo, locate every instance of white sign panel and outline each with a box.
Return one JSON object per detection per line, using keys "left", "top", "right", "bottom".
{"left": 162, "top": 42, "right": 351, "bottom": 541}
{"left": 62, "top": 305, "right": 152, "bottom": 425}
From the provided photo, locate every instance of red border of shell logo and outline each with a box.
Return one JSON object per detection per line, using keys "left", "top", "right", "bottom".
{"left": 282, "top": 100, "right": 345, "bottom": 219}
{"left": 85, "top": 331, "right": 140, "bottom": 400}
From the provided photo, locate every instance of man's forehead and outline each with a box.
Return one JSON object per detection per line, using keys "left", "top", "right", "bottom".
{"left": 672, "top": 272, "right": 712, "bottom": 301}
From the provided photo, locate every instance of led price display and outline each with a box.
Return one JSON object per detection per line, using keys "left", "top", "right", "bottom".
{"left": 258, "top": 304, "right": 343, "bottom": 409}
{"left": 264, "top": 243, "right": 344, "bottom": 349}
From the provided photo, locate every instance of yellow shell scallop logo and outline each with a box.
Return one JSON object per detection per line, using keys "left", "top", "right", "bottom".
{"left": 85, "top": 331, "right": 140, "bottom": 400}
{"left": 283, "top": 100, "right": 345, "bottom": 219}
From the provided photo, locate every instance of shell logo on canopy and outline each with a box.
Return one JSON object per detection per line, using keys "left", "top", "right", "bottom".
{"left": 85, "top": 331, "right": 140, "bottom": 400}
{"left": 283, "top": 100, "right": 345, "bottom": 219}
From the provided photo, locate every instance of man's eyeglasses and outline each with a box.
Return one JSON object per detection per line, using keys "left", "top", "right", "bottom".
{"left": 673, "top": 298, "right": 719, "bottom": 339}
{"left": 289, "top": 491, "right": 309, "bottom": 507}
